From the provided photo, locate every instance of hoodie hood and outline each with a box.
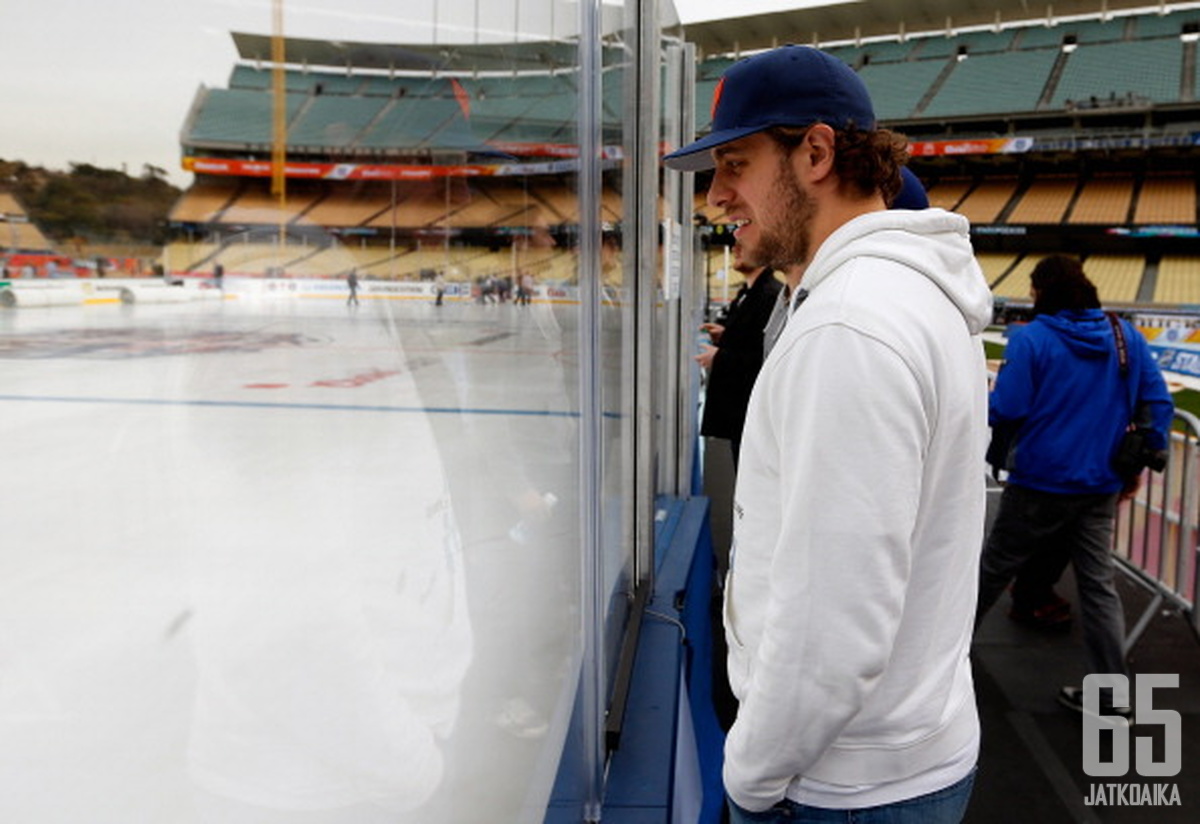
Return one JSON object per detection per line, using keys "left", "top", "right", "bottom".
{"left": 1034, "top": 309, "right": 1113, "bottom": 359}
{"left": 801, "top": 208, "right": 994, "bottom": 335}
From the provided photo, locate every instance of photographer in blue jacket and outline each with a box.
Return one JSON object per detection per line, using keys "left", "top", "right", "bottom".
{"left": 977, "top": 254, "right": 1173, "bottom": 722}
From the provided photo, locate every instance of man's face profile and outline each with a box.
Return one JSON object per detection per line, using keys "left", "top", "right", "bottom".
{"left": 707, "top": 132, "right": 816, "bottom": 271}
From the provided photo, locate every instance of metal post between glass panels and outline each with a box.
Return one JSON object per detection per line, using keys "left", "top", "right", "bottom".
{"left": 667, "top": 39, "right": 698, "bottom": 499}
{"left": 634, "top": 0, "right": 664, "bottom": 585}
{"left": 577, "top": 0, "right": 606, "bottom": 818}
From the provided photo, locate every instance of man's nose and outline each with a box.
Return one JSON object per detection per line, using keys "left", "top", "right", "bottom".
{"left": 707, "top": 173, "right": 730, "bottom": 210}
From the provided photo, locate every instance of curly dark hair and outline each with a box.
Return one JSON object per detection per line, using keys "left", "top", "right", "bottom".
{"left": 1030, "top": 254, "right": 1100, "bottom": 315}
{"left": 765, "top": 124, "right": 909, "bottom": 205}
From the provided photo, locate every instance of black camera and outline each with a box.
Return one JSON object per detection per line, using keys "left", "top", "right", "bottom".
{"left": 1112, "top": 427, "right": 1167, "bottom": 479}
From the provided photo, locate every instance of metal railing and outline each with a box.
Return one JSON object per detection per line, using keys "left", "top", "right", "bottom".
{"left": 1113, "top": 409, "right": 1200, "bottom": 652}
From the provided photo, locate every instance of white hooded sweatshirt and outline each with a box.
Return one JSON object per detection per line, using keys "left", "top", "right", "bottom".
{"left": 723, "top": 207, "right": 994, "bottom": 811}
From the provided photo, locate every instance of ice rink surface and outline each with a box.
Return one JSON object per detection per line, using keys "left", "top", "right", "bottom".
{"left": 0, "top": 292, "right": 588, "bottom": 823}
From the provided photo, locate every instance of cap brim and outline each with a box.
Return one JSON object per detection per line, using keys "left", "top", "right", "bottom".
{"left": 662, "top": 125, "right": 770, "bottom": 172}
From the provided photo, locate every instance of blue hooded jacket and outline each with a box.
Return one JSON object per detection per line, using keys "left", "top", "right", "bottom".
{"left": 991, "top": 309, "right": 1174, "bottom": 494}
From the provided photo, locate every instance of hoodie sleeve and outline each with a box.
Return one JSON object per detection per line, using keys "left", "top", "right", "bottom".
{"left": 722, "top": 322, "right": 925, "bottom": 811}
{"left": 1128, "top": 321, "right": 1174, "bottom": 450}
{"left": 988, "top": 327, "right": 1036, "bottom": 426}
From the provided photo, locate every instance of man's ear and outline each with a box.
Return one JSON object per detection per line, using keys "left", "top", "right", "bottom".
{"left": 793, "top": 124, "right": 836, "bottom": 183}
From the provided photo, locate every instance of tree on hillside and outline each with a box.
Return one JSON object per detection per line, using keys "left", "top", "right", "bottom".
{"left": 1, "top": 159, "right": 181, "bottom": 246}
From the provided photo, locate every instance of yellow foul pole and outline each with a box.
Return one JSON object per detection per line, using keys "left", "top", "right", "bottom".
{"left": 271, "top": 0, "right": 287, "bottom": 256}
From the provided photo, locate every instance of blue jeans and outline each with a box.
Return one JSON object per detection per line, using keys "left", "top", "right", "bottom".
{"left": 727, "top": 770, "right": 975, "bottom": 824}
{"left": 976, "top": 484, "right": 1127, "bottom": 678}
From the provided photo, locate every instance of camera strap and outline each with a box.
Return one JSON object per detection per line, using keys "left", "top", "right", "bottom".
{"left": 1106, "top": 312, "right": 1129, "bottom": 378}
{"left": 1106, "top": 312, "right": 1150, "bottom": 428}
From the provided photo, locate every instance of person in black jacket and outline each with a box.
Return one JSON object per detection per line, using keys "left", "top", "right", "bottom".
{"left": 697, "top": 248, "right": 783, "bottom": 469}
{"left": 698, "top": 247, "right": 782, "bottom": 735}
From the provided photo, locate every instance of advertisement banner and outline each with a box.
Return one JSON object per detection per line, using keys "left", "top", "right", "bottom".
{"left": 183, "top": 148, "right": 625, "bottom": 181}
{"left": 1149, "top": 344, "right": 1200, "bottom": 377}
{"left": 908, "top": 136, "right": 1034, "bottom": 157}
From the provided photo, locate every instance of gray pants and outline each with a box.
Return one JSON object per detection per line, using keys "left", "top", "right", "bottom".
{"left": 977, "top": 484, "right": 1128, "bottom": 679}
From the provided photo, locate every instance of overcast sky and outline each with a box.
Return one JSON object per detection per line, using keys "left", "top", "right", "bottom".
{"left": 0, "top": 0, "right": 819, "bottom": 188}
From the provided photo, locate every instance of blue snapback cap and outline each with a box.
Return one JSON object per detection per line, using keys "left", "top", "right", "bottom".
{"left": 663, "top": 45, "right": 876, "bottom": 172}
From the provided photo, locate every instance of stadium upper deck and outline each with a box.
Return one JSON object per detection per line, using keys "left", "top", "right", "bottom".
{"left": 180, "top": 8, "right": 1200, "bottom": 159}
{"left": 21, "top": 7, "right": 1200, "bottom": 309}
{"left": 695, "top": 9, "right": 1200, "bottom": 128}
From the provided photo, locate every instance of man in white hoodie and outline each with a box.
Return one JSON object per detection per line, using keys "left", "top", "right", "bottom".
{"left": 665, "top": 46, "right": 994, "bottom": 823}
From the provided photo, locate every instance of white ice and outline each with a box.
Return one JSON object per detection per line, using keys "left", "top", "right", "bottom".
{"left": 0, "top": 292, "right": 588, "bottom": 823}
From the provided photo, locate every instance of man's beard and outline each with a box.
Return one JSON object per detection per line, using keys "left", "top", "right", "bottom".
{"left": 745, "top": 160, "right": 815, "bottom": 270}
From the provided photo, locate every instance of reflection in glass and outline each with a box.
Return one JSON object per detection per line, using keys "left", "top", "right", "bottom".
{"left": 0, "top": 0, "right": 658, "bottom": 821}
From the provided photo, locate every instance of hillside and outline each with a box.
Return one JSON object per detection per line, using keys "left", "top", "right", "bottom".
{"left": 0, "top": 159, "right": 181, "bottom": 247}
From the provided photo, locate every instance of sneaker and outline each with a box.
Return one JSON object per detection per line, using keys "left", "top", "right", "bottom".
{"left": 1009, "top": 595, "right": 1072, "bottom": 631}
{"left": 1058, "top": 686, "right": 1134, "bottom": 726}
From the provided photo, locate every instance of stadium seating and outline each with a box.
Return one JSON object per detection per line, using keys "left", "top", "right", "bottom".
{"left": 989, "top": 253, "right": 1151, "bottom": 306}
{"left": 925, "top": 179, "right": 972, "bottom": 212}
{"left": 441, "top": 183, "right": 540, "bottom": 229}
{"left": 1082, "top": 254, "right": 1145, "bottom": 303}
{"left": 991, "top": 253, "right": 1047, "bottom": 299}
{"left": 1153, "top": 256, "right": 1200, "bottom": 304}
{"left": 213, "top": 241, "right": 296, "bottom": 271}
{"left": 976, "top": 253, "right": 1019, "bottom": 287}
{"left": 287, "top": 96, "right": 388, "bottom": 148}
{"left": 365, "top": 181, "right": 462, "bottom": 229}
{"left": 1069, "top": 176, "right": 1135, "bottom": 224}
{"left": 1134, "top": 175, "right": 1197, "bottom": 224}
{"left": 163, "top": 241, "right": 222, "bottom": 272}
{"left": 302, "top": 184, "right": 393, "bottom": 228}
{"left": 524, "top": 182, "right": 579, "bottom": 224}
{"left": 1006, "top": 177, "right": 1078, "bottom": 224}
{"left": 150, "top": 6, "right": 1200, "bottom": 309}
{"left": 856, "top": 39, "right": 917, "bottom": 64}
{"left": 955, "top": 178, "right": 1019, "bottom": 224}
{"left": 1020, "top": 16, "right": 1127, "bottom": 48}
{"left": 0, "top": 192, "right": 54, "bottom": 252}
{"left": 920, "top": 29, "right": 1016, "bottom": 58}
{"left": 1131, "top": 9, "right": 1200, "bottom": 39}
{"left": 920, "top": 50, "right": 1059, "bottom": 118}
{"left": 1050, "top": 38, "right": 1184, "bottom": 108}
{"left": 358, "top": 97, "right": 474, "bottom": 149}
{"left": 187, "top": 88, "right": 307, "bottom": 145}
{"left": 176, "top": 7, "right": 1200, "bottom": 158}
{"left": 9, "top": 8, "right": 1200, "bottom": 303}
{"left": 219, "top": 183, "right": 322, "bottom": 225}
{"left": 168, "top": 182, "right": 241, "bottom": 223}
{"left": 0, "top": 192, "right": 25, "bottom": 216}
{"left": 0, "top": 222, "right": 53, "bottom": 253}
{"left": 858, "top": 60, "right": 947, "bottom": 121}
